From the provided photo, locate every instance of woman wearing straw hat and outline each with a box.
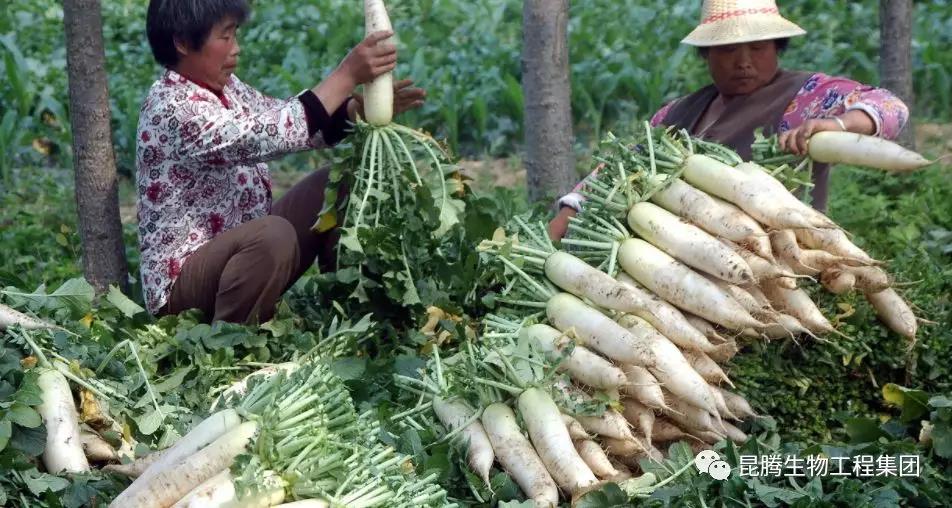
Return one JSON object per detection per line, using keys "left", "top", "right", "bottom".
{"left": 549, "top": 0, "right": 909, "bottom": 239}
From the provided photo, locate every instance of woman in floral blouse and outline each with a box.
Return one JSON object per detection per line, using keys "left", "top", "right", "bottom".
{"left": 137, "top": 0, "right": 425, "bottom": 323}
{"left": 549, "top": 0, "right": 909, "bottom": 239}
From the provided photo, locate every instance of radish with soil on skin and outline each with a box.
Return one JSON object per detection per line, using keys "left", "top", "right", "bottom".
{"left": 620, "top": 364, "right": 667, "bottom": 410}
{"left": 807, "top": 130, "right": 935, "bottom": 171}
{"left": 523, "top": 324, "right": 627, "bottom": 390}
{"left": 615, "top": 272, "right": 719, "bottom": 354}
{"left": 363, "top": 0, "right": 394, "bottom": 126}
{"left": 682, "top": 351, "right": 733, "bottom": 387}
{"left": 661, "top": 394, "right": 724, "bottom": 437}
{"left": 618, "top": 239, "right": 765, "bottom": 331}
{"left": 432, "top": 396, "right": 494, "bottom": 486}
{"left": 542, "top": 250, "right": 650, "bottom": 316}
{"left": 575, "top": 439, "right": 622, "bottom": 479}
{"left": 721, "top": 421, "right": 749, "bottom": 444}
{"left": 80, "top": 428, "right": 117, "bottom": 462}
{"left": 481, "top": 403, "right": 559, "bottom": 506}
{"left": 103, "top": 449, "right": 169, "bottom": 478}
{"left": 646, "top": 174, "right": 774, "bottom": 260}
{"left": 732, "top": 162, "right": 838, "bottom": 229}
{"left": 518, "top": 387, "right": 598, "bottom": 495}
{"left": 821, "top": 268, "right": 856, "bottom": 294}
{"left": 0, "top": 303, "right": 62, "bottom": 331}
{"left": 794, "top": 227, "right": 878, "bottom": 265}
{"left": 109, "top": 421, "right": 259, "bottom": 508}
{"left": 679, "top": 153, "right": 824, "bottom": 230}
{"left": 651, "top": 418, "right": 702, "bottom": 444}
{"left": 616, "top": 314, "right": 719, "bottom": 415}
{"left": 866, "top": 288, "right": 918, "bottom": 341}
{"left": 37, "top": 366, "right": 90, "bottom": 473}
{"left": 760, "top": 278, "right": 834, "bottom": 335}
{"left": 555, "top": 380, "right": 639, "bottom": 442}
{"left": 832, "top": 265, "right": 891, "bottom": 292}
{"left": 627, "top": 202, "right": 755, "bottom": 285}
{"left": 716, "top": 387, "right": 760, "bottom": 419}
{"left": 621, "top": 399, "right": 655, "bottom": 443}
{"left": 561, "top": 414, "right": 592, "bottom": 441}
{"left": 545, "top": 293, "right": 655, "bottom": 367}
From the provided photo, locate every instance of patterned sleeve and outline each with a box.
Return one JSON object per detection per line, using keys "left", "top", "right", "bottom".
{"left": 171, "top": 93, "right": 326, "bottom": 167}
{"left": 231, "top": 76, "right": 284, "bottom": 113}
{"left": 782, "top": 73, "right": 909, "bottom": 139}
{"left": 557, "top": 100, "right": 677, "bottom": 211}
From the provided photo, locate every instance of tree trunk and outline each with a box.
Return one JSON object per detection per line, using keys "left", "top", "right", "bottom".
{"left": 879, "top": 0, "right": 915, "bottom": 149}
{"left": 63, "top": 0, "right": 129, "bottom": 293}
{"left": 522, "top": 0, "right": 577, "bottom": 204}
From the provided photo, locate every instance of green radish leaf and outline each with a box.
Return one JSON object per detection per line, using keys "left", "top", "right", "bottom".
{"left": 7, "top": 402, "right": 41, "bottom": 428}
{"left": 882, "top": 383, "right": 930, "bottom": 423}
{"left": 575, "top": 482, "right": 628, "bottom": 507}
{"left": 20, "top": 468, "right": 69, "bottom": 495}
{"left": 134, "top": 406, "right": 166, "bottom": 435}
{"left": 9, "top": 423, "right": 45, "bottom": 456}
{"left": 331, "top": 357, "right": 366, "bottom": 381}
{"left": 105, "top": 286, "right": 144, "bottom": 317}
{"left": 844, "top": 417, "right": 888, "bottom": 443}
{"left": 752, "top": 481, "right": 807, "bottom": 506}
{"left": 0, "top": 419, "right": 11, "bottom": 451}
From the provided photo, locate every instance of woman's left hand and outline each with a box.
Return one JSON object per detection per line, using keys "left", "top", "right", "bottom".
{"left": 352, "top": 78, "right": 426, "bottom": 120}
{"left": 778, "top": 118, "right": 843, "bottom": 156}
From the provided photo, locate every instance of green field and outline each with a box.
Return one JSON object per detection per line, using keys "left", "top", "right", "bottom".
{"left": 1, "top": 1, "right": 951, "bottom": 506}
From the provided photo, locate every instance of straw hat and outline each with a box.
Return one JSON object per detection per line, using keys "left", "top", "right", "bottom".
{"left": 681, "top": 0, "right": 806, "bottom": 47}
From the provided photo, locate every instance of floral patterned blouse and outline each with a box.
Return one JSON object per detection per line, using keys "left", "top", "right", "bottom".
{"left": 559, "top": 72, "right": 909, "bottom": 211}
{"left": 135, "top": 69, "right": 345, "bottom": 314}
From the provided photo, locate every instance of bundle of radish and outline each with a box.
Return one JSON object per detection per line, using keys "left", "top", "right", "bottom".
{"left": 567, "top": 124, "right": 919, "bottom": 343}
{"left": 109, "top": 360, "right": 452, "bottom": 508}
{"left": 315, "top": 0, "right": 463, "bottom": 251}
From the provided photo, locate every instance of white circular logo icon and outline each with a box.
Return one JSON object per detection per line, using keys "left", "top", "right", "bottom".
{"left": 694, "top": 450, "right": 731, "bottom": 481}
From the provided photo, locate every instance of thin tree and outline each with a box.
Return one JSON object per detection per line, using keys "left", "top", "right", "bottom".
{"left": 880, "top": 0, "right": 915, "bottom": 149}
{"left": 522, "top": 0, "right": 577, "bottom": 204}
{"left": 63, "top": 0, "right": 129, "bottom": 292}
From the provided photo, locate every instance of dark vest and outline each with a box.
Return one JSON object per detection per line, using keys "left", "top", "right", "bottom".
{"left": 662, "top": 70, "right": 831, "bottom": 211}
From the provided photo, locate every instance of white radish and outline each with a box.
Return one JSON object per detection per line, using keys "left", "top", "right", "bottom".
{"left": 683, "top": 315, "right": 729, "bottom": 344}
{"left": 432, "top": 396, "right": 494, "bottom": 485}
{"left": 662, "top": 393, "right": 723, "bottom": 436}
{"left": 620, "top": 365, "right": 666, "bottom": 410}
{"left": 682, "top": 351, "right": 733, "bottom": 387}
{"left": 836, "top": 265, "right": 891, "bottom": 292}
{"left": 706, "top": 339, "right": 739, "bottom": 364}
{"left": 80, "top": 428, "right": 117, "bottom": 462}
{"left": 725, "top": 240, "right": 799, "bottom": 282}
{"left": 621, "top": 399, "right": 655, "bottom": 443}
{"left": 648, "top": 175, "right": 773, "bottom": 260}
{"left": 807, "top": 130, "right": 934, "bottom": 171}
{"left": 652, "top": 418, "right": 701, "bottom": 443}
{"left": 575, "top": 440, "right": 621, "bottom": 479}
{"left": 518, "top": 387, "right": 598, "bottom": 494}
{"left": 0, "top": 303, "right": 60, "bottom": 331}
{"left": 721, "top": 421, "right": 749, "bottom": 444}
{"left": 109, "top": 421, "right": 259, "bottom": 508}
{"left": 561, "top": 414, "right": 592, "bottom": 440}
{"left": 821, "top": 268, "right": 856, "bottom": 295}
{"left": 545, "top": 293, "right": 654, "bottom": 366}
{"left": 616, "top": 272, "right": 719, "bottom": 353}
{"left": 627, "top": 202, "right": 754, "bottom": 284}
{"left": 733, "top": 162, "right": 838, "bottom": 229}
{"left": 794, "top": 228, "right": 878, "bottom": 265}
{"left": 708, "top": 385, "right": 739, "bottom": 421}
{"left": 523, "top": 324, "right": 627, "bottom": 390}
{"left": 866, "top": 288, "right": 917, "bottom": 341}
{"left": 617, "top": 314, "right": 719, "bottom": 415}
{"left": 680, "top": 154, "right": 819, "bottom": 230}
{"left": 543, "top": 251, "right": 647, "bottom": 315}
{"left": 170, "top": 470, "right": 235, "bottom": 508}
{"left": 126, "top": 409, "right": 242, "bottom": 499}
{"left": 556, "top": 380, "right": 637, "bottom": 441}
{"left": 103, "top": 450, "right": 168, "bottom": 478}
{"left": 481, "top": 403, "right": 559, "bottom": 506}
{"left": 717, "top": 388, "right": 759, "bottom": 419}
{"left": 37, "top": 368, "right": 89, "bottom": 473}
{"left": 761, "top": 279, "right": 833, "bottom": 334}
{"left": 618, "top": 239, "right": 764, "bottom": 330}
{"left": 363, "top": 0, "right": 394, "bottom": 126}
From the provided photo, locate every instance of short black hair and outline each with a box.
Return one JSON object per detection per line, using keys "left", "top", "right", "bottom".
{"left": 697, "top": 37, "right": 791, "bottom": 58}
{"left": 146, "top": 0, "right": 250, "bottom": 67}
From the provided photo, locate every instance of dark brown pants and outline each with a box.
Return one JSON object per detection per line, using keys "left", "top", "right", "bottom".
{"left": 161, "top": 168, "right": 340, "bottom": 324}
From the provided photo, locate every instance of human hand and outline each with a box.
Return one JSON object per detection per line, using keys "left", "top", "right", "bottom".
{"left": 547, "top": 206, "right": 578, "bottom": 240}
{"left": 337, "top": 31, "right": 397, "bottom": 87}
{"left": 352, "top": 78, "right": 425, "bottom": 119}
{"left": 778, "top": 117, "right": 845, "bottom": 156}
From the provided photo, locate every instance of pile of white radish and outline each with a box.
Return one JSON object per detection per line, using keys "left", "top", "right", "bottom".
{"left": 421, "top": 126, "right": 928, "bottom": 505}
{"left": 103, "top": 360, "right": 454, "bottom": 508}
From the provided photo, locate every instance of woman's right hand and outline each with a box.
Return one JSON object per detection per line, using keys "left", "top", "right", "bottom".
{"left": 548, "top": 206, "right": 578, "bottom": 240}
{"left": 337, "top": 31, "right": 397, "bottom": 86}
